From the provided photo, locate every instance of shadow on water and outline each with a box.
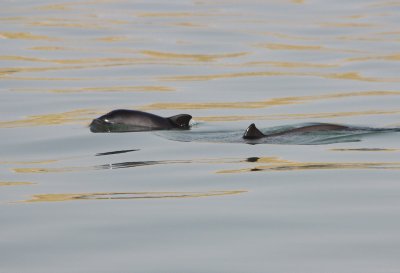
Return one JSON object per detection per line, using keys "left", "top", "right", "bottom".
{"left": 12, "top": 161, "right": 171, "bottom": 173}
{"left": 96, "top": 160, "right": 183, "bottom": 170}
{"left": 11, "top": 158, "right": 240, "bottom": 173}
{"left": 1, "top": 149, "right": 140, "bottom": 167}
{"left": 330, "top": 148, "right": 400, "bottom": 152}
{"left": 95, "top": 149, "right": 139, "bottom": 156}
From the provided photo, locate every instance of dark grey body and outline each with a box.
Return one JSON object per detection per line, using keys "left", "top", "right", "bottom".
{"left": 90, "top": 109, "right": 192, "bottom": 133}
{"left": 243, "top": 123, "right": 352, "bottom": 139}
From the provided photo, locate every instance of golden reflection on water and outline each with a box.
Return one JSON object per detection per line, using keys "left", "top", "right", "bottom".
{"left": 13, "top": 167, "right": 86, "bottom": 174}
{"left": 0, "top": 32, "right": 57, "bottom": 41}
{"left": 197, "top": 109, "right": 400, "bottom": 122}
{"left": 257, "top": 43, "right": 366, "bottom": 54}
{"left": 36, "top": 3, "right": 71, "bottom": 11}
{"left": 141, "top": 90, "right": 400, "bottom": 110}
{"left": 336, "top": 36, "right": 382, "bottom": 42}
{"left": 347, "top": 53, "right": 400, "bottom": 62}
{"left": 0, "top": 159, "right": 58, "bottom": 165}
{"left": 236, "top": 61, "right": 339, "bottom": 69}
{"left": 217, "top": 156, "right": 400, "bottom": 174}
{"left": 35, "top": 0, "right": 127, "bottom": 11}
{"left": 12, "top": 158, "right": 240, "bottom": 174}
{"left": 161, "top": 71, "right": 397, "bottom": 82}
{"left": 142, "top": 98, "right": 300, "bottom": 110}
{"left": 140, "top": 50, "right": 248, "bottom": 62}
{"left": 0, "top": 66, "right": 78, "bottom": 77}
{"left": 28, "top": 20, "right": 104, "bottom": 29}
{"left": 96, "top": 36, "right": 129, "bottom": 42}
{"left": 12, "top": 164, "right": 159, "bottom": 174}
{"left": 319, "top": 22, "right": 376, "bottom": 28}
{"left": 0, "top": 55, "right": 210, "bottom": 65}
{"left": 0, "top": 55, "right": 145, "bottom": 64}
{"left": 260, "top": 43, "right": 324, "bottom": 51}
{"left": 22, "top": 190, "right": 247, "bottom": 203}
{"left": 1, "top": 76, "right": 85, "bottom": 81}
{"left": 29, "top": 46, "right": 67, "bottom": 51}
{"left": 1, "top": 47, "right": 397, "bottom": 79}
{"left": 368, "top": 1, "right": 400, "bottom": 8}
{"left": 0, "top": 182, "right": 35, "bottom": 187}
{"left": 377, "top": 31, "right": 400, "bottom": 36}
{"left": 13, "top": 86, "right": 174, "bottom": 93}
{"left": 1, "top": 52, "right": 257, "bottom": 77}
{"left": 262, "top": 31, "right": 318, "bottom": 41}
{"left": 1, "top": 91, "right": 400, "bottom": 128}
{"left": 136, "top": 12, "right": 218, "bottom": 18}
{"left": 171, "top": 22, "right": 206, "bottom": 28}
{"left": 8, "top": 154, "right": 400, "bottom": 176}
{"left": 0, "top": 64, "right": 162, "bottom": 78}
{"left": 0, "top": 109, "right": 100, "bottom": 128}
{"left": 26, "top": 18, "right": 129, "bottom": 29}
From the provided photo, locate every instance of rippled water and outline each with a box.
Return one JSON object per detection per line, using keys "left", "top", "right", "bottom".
{"left": 1, "top": 0, "right": 400, "bottom": 272}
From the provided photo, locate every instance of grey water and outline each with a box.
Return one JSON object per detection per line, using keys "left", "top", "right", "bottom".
{"left": 1, "top": 0, "right": 400, "bottom": 273}
{"left": 156, "top": 123, "right": 400, "bottom": 145}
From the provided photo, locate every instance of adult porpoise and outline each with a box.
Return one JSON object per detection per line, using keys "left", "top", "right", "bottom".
{"left": 243, "top": 123, "right": 352, "bottom": 139}
{"left": 90, "top": 109, "right": 192, "bottom": 133}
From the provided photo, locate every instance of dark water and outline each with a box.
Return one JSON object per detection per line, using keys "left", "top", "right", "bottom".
{"left": 1, "top": 0, "right": 400, "bottom": 272}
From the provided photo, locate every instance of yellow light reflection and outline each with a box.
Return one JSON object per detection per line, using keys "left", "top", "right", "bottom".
{"left": 0, "top": 182, "right": 35, "bottom": 187}
{"left": 320, "top": 22, "right": 375, "bottom": 28}
{"left": 160, "top": 71, "right": 397, "bottom": 82}
{"left": 237, "top": 61, "right": 338, "bottom": 68}
{"left": 1, "top": 90, "right": 400, "bottom": 128}
{"left": 96, "top": 36, "right": 129, "bottom": 42}
{"left": 196, "top": 109, "right": 400, "bottom": 122}
{"left": 347, "top": 53, "right": 400, "bottom": 62}
{"left": 141, "top": 90, "right": 400, "bottom": 110}
{"left": 218, "top": 157, "right": 400, "bottom": 174}
{"left": 0, "top": 159, "right": 58, "bottom": 165}
{"left": 136, "top": 12, "right": 215, "bottom": 18}
{"left": 260, "top": 43, "right": 324, "bottom": 51}
{"left": 23, "top": 190, "right": 247, "bottom": 203}
{"left": 140, "top": 50, "right": 248, "bottom": 62}
{"left": 11, "top": 158, "right": 241, "bottom": 174}
{"left": 29, "top": 46, "right": 66, "bottom": 51}
{"left": 0, "top": 109, "right": 101, "bottom": 128}
{"left": 0, "top": 32, "right": 57, "bottom": 41}
{"left": 14, "top": 86, "right": 174, "bottom": 93}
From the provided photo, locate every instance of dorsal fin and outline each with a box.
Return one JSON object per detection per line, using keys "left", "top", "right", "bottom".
{"left": 243, "top": 123, "right": 265, "bottom": 139}
{"left": 168, "top": 114, "right": 192, "bottom": 128}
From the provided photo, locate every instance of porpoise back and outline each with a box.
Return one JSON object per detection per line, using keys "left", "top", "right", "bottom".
{"left": 90, "top": 109, "right": 192, "bottom": 132}
{"left": 243, "top": 123, "right": 350, "bottom": 139}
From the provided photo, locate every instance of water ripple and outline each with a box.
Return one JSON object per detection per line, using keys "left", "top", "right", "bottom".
{"left": 21, "top": 190, "right": 247, "bottom": 203}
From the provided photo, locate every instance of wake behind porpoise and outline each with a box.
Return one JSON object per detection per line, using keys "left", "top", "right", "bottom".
{"left": 155, "top": 123, "right": 399, "bottom": 145}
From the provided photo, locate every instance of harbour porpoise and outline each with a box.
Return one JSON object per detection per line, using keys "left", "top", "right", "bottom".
{"left": 243, "top": 123, "right": 351, "bottom": 139}
{"left": 90, "top": 109, "right": 192, "bottom": 133}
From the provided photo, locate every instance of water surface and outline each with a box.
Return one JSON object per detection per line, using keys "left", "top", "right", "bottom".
{"left": 1, "top": 0, "right": 400, "bottom": 272}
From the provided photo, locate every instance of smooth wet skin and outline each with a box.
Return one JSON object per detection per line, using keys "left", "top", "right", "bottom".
{"left": 243, "top": 123, "right": 351, "bottom": 139}
{"left": 90, "top": 109, "right": 192, "bottom": 133}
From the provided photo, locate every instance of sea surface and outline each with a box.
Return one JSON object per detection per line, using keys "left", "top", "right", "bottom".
{"left": 1, "top": 1, "right": 400, "bottom": 272}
